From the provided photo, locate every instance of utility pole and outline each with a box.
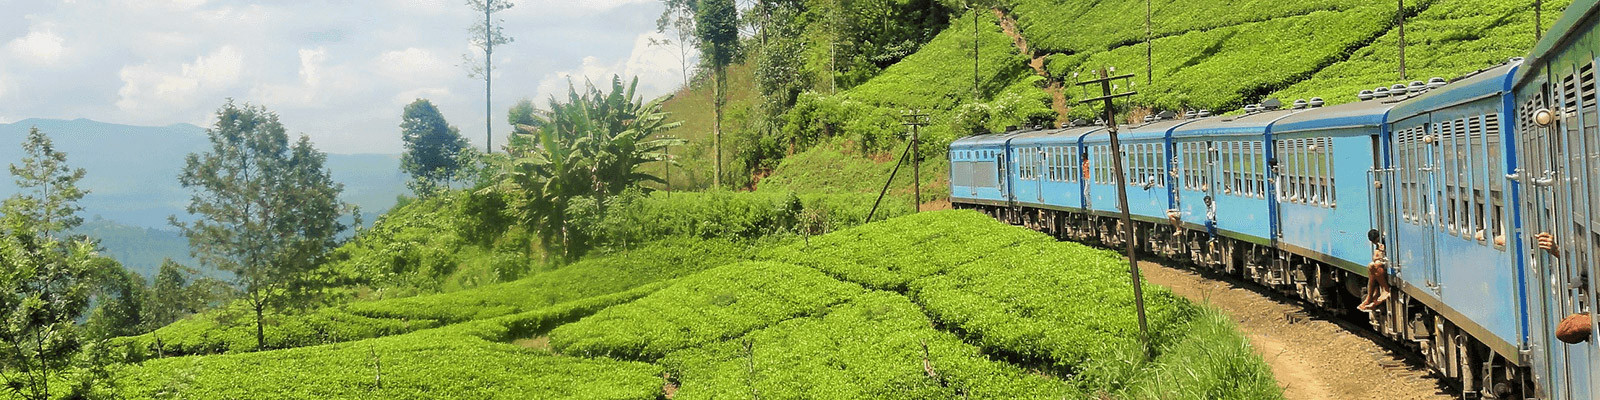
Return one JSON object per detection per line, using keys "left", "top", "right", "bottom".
{"left": 903, "top": 109, "right": 931, "bottom": 212}
{"left": 1536, "top": 0, "right": 1544, "bottom": 40}
{"left": 1397, "top": 0, "right": 1406, "bottom": 80}
{"left": 973, "top": 1, "right": 981, "bottom": 101}
{"left": 1076, "top": 67, "right": 1152, "bottom": 359}
{"left": 1145, "top": 0, "right": 1152, "bottom": 85}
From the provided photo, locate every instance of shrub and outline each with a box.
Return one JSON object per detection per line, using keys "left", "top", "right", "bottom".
{"left": 548, "top": 261, "right": 865, "bottom": 360}
{"left": 661, "top": 291, "right": 1080, "bottom": 399}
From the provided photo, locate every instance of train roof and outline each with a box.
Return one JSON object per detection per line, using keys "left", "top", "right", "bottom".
{"left": 1171, "top": 108, "right": 1301, "bottom": 138}
{"left": 1516, "top": 0, "right": 1600, "bottom": 86}
{"left": 1272, "top": 98, "right": 1396, "bottom": 134}
{"left": 1388, "top": 61, "right": 1519, "bottom": 122}
{"left": 1081, "top": 118, "right": 1195, "bottom": 143}
{"left": 949, "top": 128, "right": 1036, "bottom": 147}
{"left": 1011, "top": 125, "right": 1104, "bottom": 145}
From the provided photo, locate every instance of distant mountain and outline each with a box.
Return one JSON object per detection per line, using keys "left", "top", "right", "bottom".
{"left": 0, "top": 118, "right": 407, "bottom": 229}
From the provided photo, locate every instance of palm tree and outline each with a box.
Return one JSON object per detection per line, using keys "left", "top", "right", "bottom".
{"left": 487, "top": 76, "right": 681, "bottom": 259}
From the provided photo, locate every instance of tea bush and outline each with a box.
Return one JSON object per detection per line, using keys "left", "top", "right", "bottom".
{"left": 114, "top": 317, "right": 663, "bottom": 399}
{"left": 346, "top": 237, "right": 752, "bottom": 323}
{"left": 761, "top": 210, "right": 1052, "bottom": 290}
{"left": 548, "top": 261, "right": 864, "bottom": 360}
{"left": 1269, "top": 0, "right": 1573, "bottom": 105}
{"left": 910, "top": 241, "right": 1198, "bottom": 390}
{"left": 662, "top": 291, "right": 1080, "bottom": 399}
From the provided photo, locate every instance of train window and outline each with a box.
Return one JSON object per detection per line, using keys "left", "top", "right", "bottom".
{"left": 1487, "top": 114, "right": 1504, "bottom": 249}
{"left": 1469, "top": 116, "right": 1486, "bottom": 242}
{"left": 1220, "top": 142, "right": 1233, "bottom": 194}
{"left": 1250, "top": 142, "right": 1263, "bottom": 198}
{"left": 1241, "top": 141, "right": 1254, "bottom": 197}
{"left": 1584, "top": 63, "right": 1600, "bottom": 257}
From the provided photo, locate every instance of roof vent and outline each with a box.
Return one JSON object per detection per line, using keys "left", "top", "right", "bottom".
{"left": 1428, "top": 77, "right": 1447, "bottom": 89}
{"left": 1292, "top": 99, "right": 1308, "bottom": 109}
{"left": 1373, "top": 87, "right": 1391, "bottom": 98}
{"left": 1006, "top": 125, "right": 1019, "bottom": 132}
{"left": 1262, "top": 98, "right": 1282, "bottom": 110}
{"left": 1094, "top": 118, "right": 1105, "bottom": 126}
{"left": 1407, "top": 81, "right": 1426, "bottom": 94}
{"left": 1158, "top": 110, "right": 1177, "bottom": 120}
{"left": 1184, "top": 110, "right": 1197, "bottom": 119}
{"left": 1198, "top": 109, "right": 1212, "bottom": 117}
{"left": 1309, "top": 97, "right": 1325, "bottom": 107}
{"left": 1143, "top": 115, "right": 1156, "bottom": 123}
{"left": 1510, "top": 57, "right": 1524, "bottom": 63}
{"left": 1071, "top": 118, "right": 1088, "bottom": 127}
{"left": 1391, "top": 83, "right": 1408, "bottom": 93}
{"left": 1358, "top": 90, "right": 1374, "bottom": 101}
{"left": 1243, "top": 104, "right": 1258, "bottom": 113}
{"left": 1033, "top": 125, "right": 1045, "bottom": 130}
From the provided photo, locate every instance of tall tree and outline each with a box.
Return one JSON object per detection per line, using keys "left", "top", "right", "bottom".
{"left": 695, "top": 0, "right": 739, "bottom": 188}
{"left": 400, "top": 98, "right": 471, "bottom": 196}
{"left": 0, "top": 129, "right": 101, "bottom": 400}
{"left": 493, "top": 76, "right": 680, "bottom": 260}
{"left": 466, "top": 0, "right": 515, "bottom": 153}
{"left": 654, "top": 0, "right": 699, "bottom": 89}
{"left": 173, "top": 101, "right": 358, "bottom": 350}
{"left": 4, "top": 128, "right": 88, "bottom": 239}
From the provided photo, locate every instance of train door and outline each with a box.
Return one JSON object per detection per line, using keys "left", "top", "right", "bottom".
{"left": 1519, "top": 60, "right": 1600, "bottom": 400}
{"left": 1389, "top": 118, "right": 1443, "bottom": 294}
{"left": 1206, "top": 141, "right": 1221, "bottom": 229}
{"left": 1371, "top": 132, "right": 1400, "bottom": 279}
{"left": 1037, "top": 147, "right": 1046, "bottom": 203}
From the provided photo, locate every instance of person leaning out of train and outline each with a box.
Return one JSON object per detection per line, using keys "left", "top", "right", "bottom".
{"left": 1537, "top": 231, "right": 1596, "bottom": 344}
{"left": 1357, "top": 229, "right": 1391, "bottom": 312}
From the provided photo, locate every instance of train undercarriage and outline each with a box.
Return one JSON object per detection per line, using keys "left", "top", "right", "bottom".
{"left": 958, "top": 202, "right": 1531, "bottom": 400}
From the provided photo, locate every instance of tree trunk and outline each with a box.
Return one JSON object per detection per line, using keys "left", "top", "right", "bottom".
{"left": 713, "top": 67, "right": 725, "bottom": 189}
{"left": 254, "top": 303, "right": 266, "bottom": 350}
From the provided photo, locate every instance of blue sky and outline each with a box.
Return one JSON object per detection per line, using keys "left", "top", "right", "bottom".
{"left": 0, "top": 0, "right": 693, "bottom": 154}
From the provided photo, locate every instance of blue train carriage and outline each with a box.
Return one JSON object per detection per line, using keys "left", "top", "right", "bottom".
{"left": 949, "top": 127, "right": 1035, "bottom": 221}
{"left": 1169, "top": 102, "right": 1301, "bottom": 280}
{"left": 1079, "top": 115, "right": 1190, "bottom": 249}
{"left": 1007, "top": 125, "right": 1104, "bottom": 236}
{"left": 1267, "top": 97, "right": 1389, "bottom": 310}
{"left": 1512, "top": 1, "right": 1600, "bottom": 398}
{"left": 1381, "top": 60, "right": 1529, "bottom": 398}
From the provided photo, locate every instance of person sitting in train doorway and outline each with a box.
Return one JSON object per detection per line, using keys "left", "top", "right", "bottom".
{"left": 1535, "top": 231, "right": 1595, "bottom": 344}
{"left": 1357, "top": 229, "right": 1391, "bottom": 311}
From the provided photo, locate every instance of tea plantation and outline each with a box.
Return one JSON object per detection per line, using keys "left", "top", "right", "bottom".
{"left": 93, "top": 210, "right": 1281, "bottom": 399}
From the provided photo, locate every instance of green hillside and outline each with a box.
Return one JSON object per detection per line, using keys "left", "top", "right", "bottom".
{"left": 102, "top": 211, "right": 1279, "bottom": 399}
{"left": 651, "top": 0, "right": 1568, "bottom": 197}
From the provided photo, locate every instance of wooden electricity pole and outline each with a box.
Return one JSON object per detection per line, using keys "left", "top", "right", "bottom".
{"left": 903, "top": 110, "right": 930, "bottom": 212}
{"left": 1076, "top": 67, "right": 1152, "bottom": 359}
{"left": 1397, "top": 0, "right": 1407, "bottom": 80}
{"left": 1145, "top": 0, "right": 1152, "bottom": 85}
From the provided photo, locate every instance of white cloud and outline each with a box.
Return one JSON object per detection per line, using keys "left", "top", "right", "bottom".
{"left": 116, "top": 45, "right": 244, "bottom": 117}
{"left": 7, "top": 28, "right": 66, "bottom": 66}
{"left": 534, "top": 31, "right": 689, "bottom": 102}
{"left": 298, "top": 48, "right": 327, "bottom": 89}
{"left": 377, "top": 47, "right": 451, "bottom": 82}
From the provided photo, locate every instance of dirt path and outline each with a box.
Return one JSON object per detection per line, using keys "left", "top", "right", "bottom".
{"left": 1138, "top": 261, "right": 1454, "bottom": 400}
{"left": 992, "top": 8, "right": 1071, "bottom": 125}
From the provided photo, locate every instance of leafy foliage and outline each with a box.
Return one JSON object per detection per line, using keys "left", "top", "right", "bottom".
{"left": 113, "top": 315, "right": 663, "bottom": 399}
{"left": 1051, "top": 5, "right": 1396, "bottom": 115}
{"left": 548, "top": 261, "right": 864, "bottom": 360}
{"left": 492, "top": 76, "right": 681, "bottom": 260}
{"left": 173, "top": 101, "right": 360, "bottom": 350}
{"left": 1270, "top": 0, "right": 1572, "bottom": 105}
{"left": 399, "top": 98, "right": 473, "bottom": 196}
{"left": 761, "top": 209, "right": 1050, "bottom": 290}
{"left": 0, "top": 128, "right": 105, "bottom": 400}
{"left": 662, "top": 291, "right": 1080, "bottom": 399}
